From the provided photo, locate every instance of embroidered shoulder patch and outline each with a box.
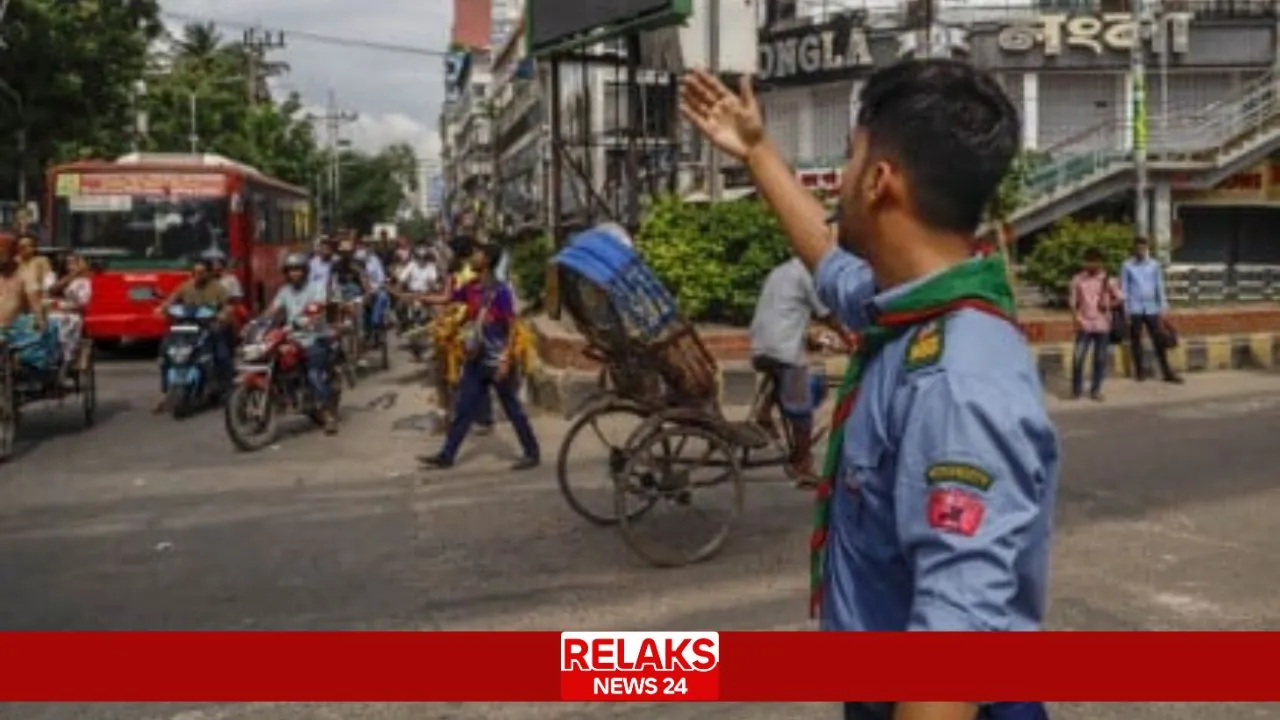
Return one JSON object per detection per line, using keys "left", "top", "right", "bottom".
{"left": 904, "top": 318, "right": 945, "bottom": 371}
{"left": 925, "top": 462, "right": 994, "bottom": 492}
{"left": 927, "top": 488, "right": 985, "bottom": 537}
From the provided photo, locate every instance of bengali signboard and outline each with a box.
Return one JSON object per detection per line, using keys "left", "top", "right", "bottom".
{"left": 1177, "top": 161, "right": 1275, "bottom": 203}
{"left": 56, "top": 173, "right": 228, "bottom": 198}
{"left": 996, "top": 13, "right": 1193, "bottom": 57}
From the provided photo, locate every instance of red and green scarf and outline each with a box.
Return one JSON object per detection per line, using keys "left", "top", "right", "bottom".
{"left": 808, "top": 253, "right": 1019, "bottom": 618}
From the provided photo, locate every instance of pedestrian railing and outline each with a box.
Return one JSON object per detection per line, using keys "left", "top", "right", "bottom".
{"left": 1165, "top": 264, "right": 1280, "bottom": 305}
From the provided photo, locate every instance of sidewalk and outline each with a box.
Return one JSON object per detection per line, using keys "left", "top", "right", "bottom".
{"left": 1043, "top": 369, "right": 1280, "bottom": 414}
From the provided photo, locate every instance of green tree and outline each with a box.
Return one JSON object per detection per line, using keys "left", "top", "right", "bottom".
{"left": 139, "top": 23, "right": 322, "bottom": 189}
{"left": 0, "top": 0, "right": 164, "bottom": 201}
{"left": 335, "top": 144, "right": 418, "bottom": 233}
{"left": 1023, "top": 219, "right": 1133, "bottom": 305}
{"left": 398, "top": 211, "right": 438, "bottom": 241}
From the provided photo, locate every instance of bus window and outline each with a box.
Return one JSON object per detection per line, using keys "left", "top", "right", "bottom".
{"left": 279, "top": 204, "right": 294, "bottom": 246}
{"left": 55, "top": 194, "right": 230, "bottom": 266}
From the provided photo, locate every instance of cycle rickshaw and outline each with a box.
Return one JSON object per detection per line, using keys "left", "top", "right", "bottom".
{"left": 552, "top": 227, "right": 831, "bottom": 567}
{"left": 0, "top": 321, "right": 97, "bottom": 462}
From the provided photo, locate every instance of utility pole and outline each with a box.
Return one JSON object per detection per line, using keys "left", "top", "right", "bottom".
{"left": 188, "top": 92, "right": 199, "bottom": 153}
{"left": 707, "top": 0, "right": 722, "bottom": 202}
{"left": 308, "top": 91, "right": 357, "bottom": 233}
{"left": 242, "top": 27, "right": 286, "bottom": 105}
{"left": 1131, "top": 0, "right": 1151, "bottom": 239}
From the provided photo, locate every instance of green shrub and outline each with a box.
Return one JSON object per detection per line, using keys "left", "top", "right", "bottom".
{"left": 509, "top": 232, "right": 555, "bottom": 312}
{"left": 986, "top": 149, "right": 1051, "bottom": 224}
{"left": 1023, "top": 219, "right": 1133, "bottom": 304}
{"left": 636, "top": 195, "right": 789, "bottom": 325}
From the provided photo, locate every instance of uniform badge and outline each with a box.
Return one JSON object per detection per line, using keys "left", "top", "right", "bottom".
{"left": 925, "top": 462, "right": 994, "bottom": 492}
{"left": 904, "top": 318, "right": 945, "bottom": 371}
{"left": 926, "top": 488, "right": 985, "bottom": 537}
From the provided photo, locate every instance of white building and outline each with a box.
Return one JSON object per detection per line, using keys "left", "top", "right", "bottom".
{"left": 752, "top": 0, "right": 1280, "bottom": 263}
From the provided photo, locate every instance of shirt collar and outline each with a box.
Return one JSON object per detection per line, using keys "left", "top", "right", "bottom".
{"left": 862, "top": 259, "right": 973, "bottom": 323}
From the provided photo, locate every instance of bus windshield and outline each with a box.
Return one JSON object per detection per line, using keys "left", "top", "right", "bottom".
{"left": 53, "top": 194, "right": 230, "bottom": 269}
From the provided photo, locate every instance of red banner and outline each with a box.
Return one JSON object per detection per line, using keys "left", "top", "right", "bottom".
{"left": 0, "top": 632, "right": 1277, "bottom": 701}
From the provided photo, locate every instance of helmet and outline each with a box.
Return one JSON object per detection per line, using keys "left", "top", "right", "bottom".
{"left": 412, "top": 245, "right": 431, "bottom": 260}
{"left": 282, "top": 252, "right": 309, "bottom": 271}
{"left": 201, "top": 247, "right": 228, "bottom": 265}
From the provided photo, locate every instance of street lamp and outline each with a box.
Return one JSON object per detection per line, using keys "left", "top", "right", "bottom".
{"left": 186, "top": 77, "right": 245, "bottom": 154}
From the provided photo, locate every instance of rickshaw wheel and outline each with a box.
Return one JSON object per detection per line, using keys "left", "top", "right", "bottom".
{"left": 0, "top": 351, "right": 18, "bottom": 462}
{"left": 80, "top": 343, "right": 97, "bottom": 427}
{"left": 557, "top": 399, "right": 654, "bottom": 526}
{"left": 616, "top": 423, "right": 745, "bottom": 567}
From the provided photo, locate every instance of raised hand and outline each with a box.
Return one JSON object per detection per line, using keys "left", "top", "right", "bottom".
{"left": 679, "top": 69, "right": 765, "bottom": 161}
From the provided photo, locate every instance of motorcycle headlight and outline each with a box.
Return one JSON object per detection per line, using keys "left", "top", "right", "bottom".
{"left": 167, "top": 345, "right": 192, "bottom": 363}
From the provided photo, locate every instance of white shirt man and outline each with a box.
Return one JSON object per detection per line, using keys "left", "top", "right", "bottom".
{"left": 397, "top": 257, "right": 440, "bottom": 294}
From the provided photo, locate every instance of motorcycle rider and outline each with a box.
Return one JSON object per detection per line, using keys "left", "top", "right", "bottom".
{"left": 205, "top": 248, "right": 249, "bottom": 330}
{"left": 398, "top": 245, "right": 441, "bottom": 296}
{"left": 205, "top": 249, "right": 243, "bottom": 300}
{"left": 153, "top": 255, "right": 233, "bottom": 413}
{"left": 308, "top": 236, "right": 335, "bottom": 297}
{"left": 354, "top": 237, "right": 390, "bottom": 344}
{"left": 330, "top": 236, "right": 370, "bottom": 302}
{"left": 269, "top": 251, "right": 339, "bottom": 434}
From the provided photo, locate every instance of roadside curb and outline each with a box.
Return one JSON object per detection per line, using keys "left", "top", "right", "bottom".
{"left": 529, "top": 332, "right": 1280, "bottom": 418}
{"left": 1033, "top": 332, "right": 1280, "bottom": 382}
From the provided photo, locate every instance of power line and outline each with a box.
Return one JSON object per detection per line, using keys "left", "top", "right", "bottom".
{"left": 162, "top": 11, "right": 452, "bottom": 58}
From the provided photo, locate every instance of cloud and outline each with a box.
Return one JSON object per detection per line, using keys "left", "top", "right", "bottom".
{"left": 162, "top": 0, "right": 450, "bottom": 158}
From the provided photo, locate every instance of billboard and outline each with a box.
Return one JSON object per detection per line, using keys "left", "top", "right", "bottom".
{"left": 527, "top": 0, "right": 691, "bottom": 56}
{"left": 639, "top": 0, "right": 758, "bottom": 74}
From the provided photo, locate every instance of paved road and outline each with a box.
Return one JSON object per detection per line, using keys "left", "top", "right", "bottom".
{"left": 3, "top": 357, "right": 1280, "bottom": 720}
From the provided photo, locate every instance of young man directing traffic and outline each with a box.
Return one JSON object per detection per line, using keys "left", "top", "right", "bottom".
{"left": 680, "top": 60, "right": 1059, "bottom": 720}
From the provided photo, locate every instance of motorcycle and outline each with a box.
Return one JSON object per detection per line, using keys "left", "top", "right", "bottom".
{"left": 223, "top": 304, "right": 342, "bottom": 452}
{"left": 161, "top": 304, "right": 225, "bottom": 419}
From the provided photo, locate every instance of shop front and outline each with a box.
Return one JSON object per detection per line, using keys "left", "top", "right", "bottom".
{"left": 1173, "top": 159, "right": 1280, "bottom": 265}
{"left": 755, "top": 10, "right": 1276, "bottom": 162}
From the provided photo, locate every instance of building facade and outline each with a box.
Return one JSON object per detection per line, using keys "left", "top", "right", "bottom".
{"left": 754, "top": 0, "right": 1280, "bottom": 266}
{"left": 492, "top": 10, "right": 546, "bottom": 228}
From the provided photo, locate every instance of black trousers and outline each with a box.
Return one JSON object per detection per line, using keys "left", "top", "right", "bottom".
{"left": 1128, "top": 313, "right": 1174, "bottom": 380}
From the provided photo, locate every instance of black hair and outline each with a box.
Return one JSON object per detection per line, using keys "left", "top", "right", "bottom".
{"left": 855, "top": 58, "right": 1020, "bottom": 234}
{"left": 451, "top": 234, "right": 476, "bottom": 259}
{"left": 1083, "top": 247, "right": 1104, "bottom": 262}
{"left": 1134, "top": 236, "right": 1150, "bottom": 246}
{"left": 478, "top": 242, "right": 503, "bottom": 269}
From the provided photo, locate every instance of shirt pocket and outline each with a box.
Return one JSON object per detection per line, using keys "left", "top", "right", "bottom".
{"left": 841, "top": 439, "right": 899, "bottom": 562}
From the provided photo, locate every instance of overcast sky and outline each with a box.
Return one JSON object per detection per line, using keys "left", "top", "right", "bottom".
{"left": 162, "top": 0, "right": 451, "bottom": 159}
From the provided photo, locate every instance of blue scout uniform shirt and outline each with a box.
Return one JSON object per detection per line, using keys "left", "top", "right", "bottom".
{"left": 813, "top": 248, "right": 1060, "bottom": 634}
{"left": 1120, "top": 256, "right": 1167, "bottom": 316}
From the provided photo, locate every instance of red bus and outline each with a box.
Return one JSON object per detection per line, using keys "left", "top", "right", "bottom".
{"left": 45, "top": 153, "right": 311, "bottom": 341}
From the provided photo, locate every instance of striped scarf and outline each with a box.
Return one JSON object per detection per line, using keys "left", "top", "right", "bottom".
{"left": 809, "top": 253, "right": 1018, "bottom": 618}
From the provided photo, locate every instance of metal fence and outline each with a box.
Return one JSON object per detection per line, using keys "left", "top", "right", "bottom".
{"left": 1162, "top": 264, "right": 1280, "bottom": 304}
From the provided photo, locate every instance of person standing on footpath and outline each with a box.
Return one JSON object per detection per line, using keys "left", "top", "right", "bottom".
{"left": 680, "top": 60, "right": 1058, "bottom": 720}
{"left": 1120, "top": 237, "right": 1182, "bottom": 384}
{"left": 1069, "top": 248, "right": 1122, "bottom": 401}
